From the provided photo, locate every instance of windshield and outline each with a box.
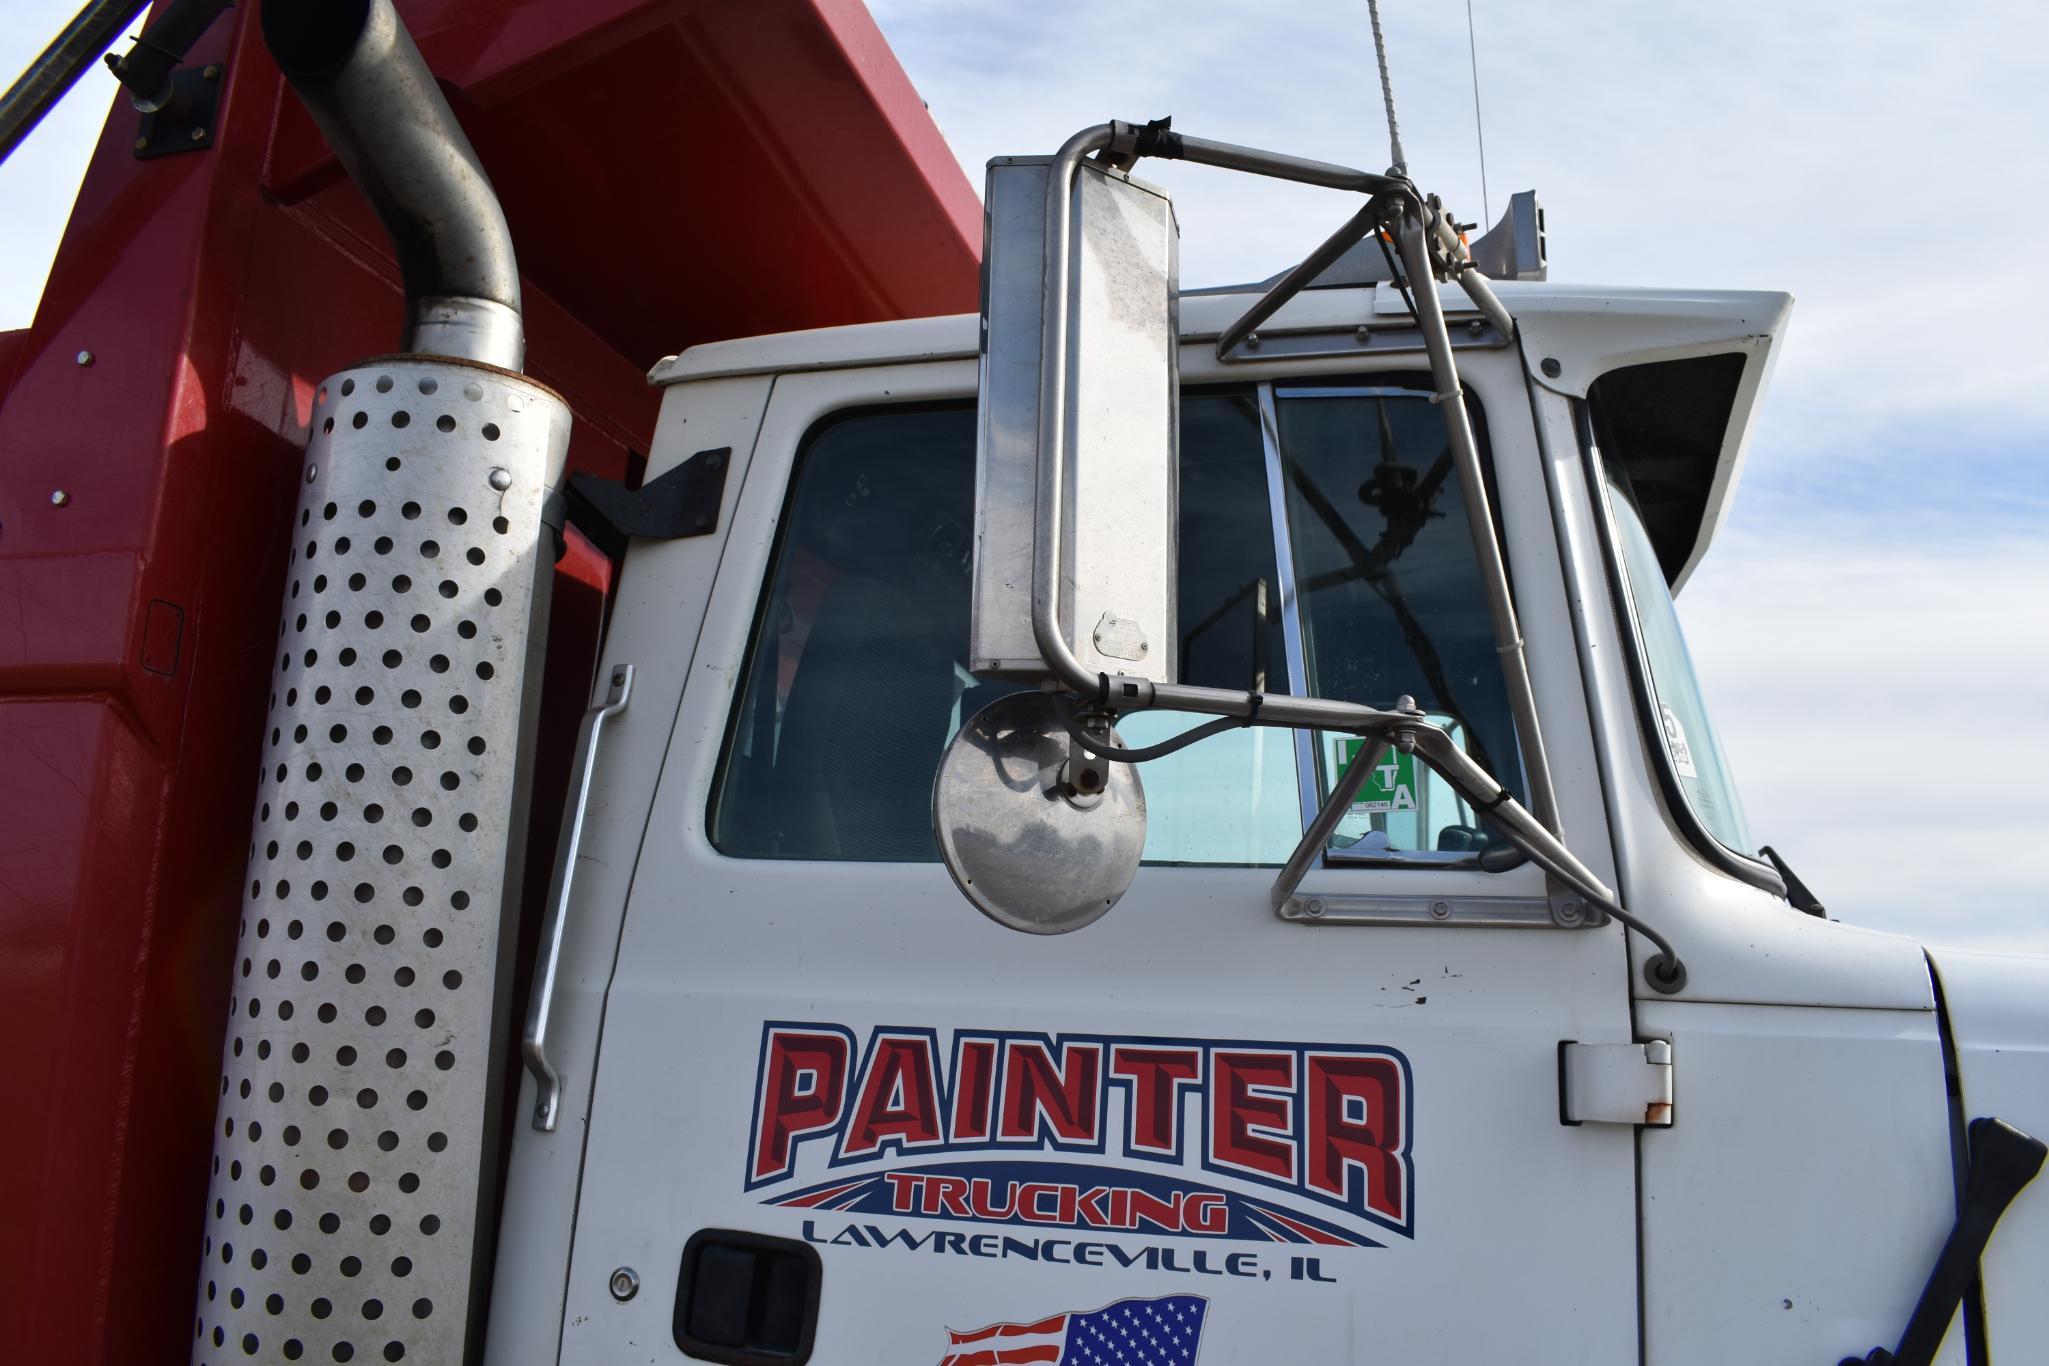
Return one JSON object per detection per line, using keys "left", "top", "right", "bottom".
{"left": 1600, "top": 462, "right": 1754, "bottom": 854}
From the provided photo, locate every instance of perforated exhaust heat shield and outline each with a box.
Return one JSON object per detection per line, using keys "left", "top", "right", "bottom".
{"left": 191, "top": 359, "right": 568, "bottom": 1365}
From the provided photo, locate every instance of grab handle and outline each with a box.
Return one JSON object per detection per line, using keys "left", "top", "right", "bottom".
{"left": 521, "top": 663, "right": 632, "bottom": 1132}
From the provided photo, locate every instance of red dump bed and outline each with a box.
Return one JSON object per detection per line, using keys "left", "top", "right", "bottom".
{"left": 0, "top": 3, "right": 978, "bottom": 1359}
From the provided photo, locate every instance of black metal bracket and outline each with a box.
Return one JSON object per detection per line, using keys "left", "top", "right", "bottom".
{"left": 1760, "top": 845, "right": 1827, "bottom": 918}
{"left": 132, "top": 63, "right": 220, "bottom": 159}
{"left": 1838, "top": 1116, "right": 2046, "bottom": 1366}
{"left": 563, "top": 446, "right": 731, "bottom": 561}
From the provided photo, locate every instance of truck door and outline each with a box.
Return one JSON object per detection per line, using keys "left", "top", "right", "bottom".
{"left": 556, "top": 348, "right": 1642, "bottom": 1364}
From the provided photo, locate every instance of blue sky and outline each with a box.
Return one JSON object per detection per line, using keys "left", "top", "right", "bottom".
{"left": 5, "top": 0, "right": 2044, "bottom": 946}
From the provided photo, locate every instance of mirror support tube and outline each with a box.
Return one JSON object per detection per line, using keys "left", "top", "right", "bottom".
{"left": 1394, "top": 209, "right": 1559, "bottom": 833}
{"left": 1027, "top": 119, "right": 1682, "bottom": 989}
{"left": 1033, "top": 121, "right": 1558, "bottom": 830}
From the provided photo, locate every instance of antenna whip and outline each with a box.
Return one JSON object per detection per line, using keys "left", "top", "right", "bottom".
{"left": 1365, "top": 0, "right": 1407, "bottom": 177}
{"left": 1466, "top": 0, "right": 1492, "bottom": 223}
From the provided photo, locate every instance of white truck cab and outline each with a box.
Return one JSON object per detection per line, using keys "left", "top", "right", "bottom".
{"left": 177, "top": 21, "right": 2045, "bottom": 1353}
{"left": 483, "top": 245, "right": 2048, "bottom": 1364}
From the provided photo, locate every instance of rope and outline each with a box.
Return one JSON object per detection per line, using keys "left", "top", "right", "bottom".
{"left": 1366, "top": 0, "right": 1407, "bottom": 177}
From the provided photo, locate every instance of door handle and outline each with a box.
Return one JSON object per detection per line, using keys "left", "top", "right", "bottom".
{"left": 521, "top": 663, "right": 633, "bottom": 1132}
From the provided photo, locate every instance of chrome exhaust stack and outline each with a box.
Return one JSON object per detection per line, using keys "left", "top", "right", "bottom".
{"left": 193, "top": 5, "right": 568, "bottom": 1362}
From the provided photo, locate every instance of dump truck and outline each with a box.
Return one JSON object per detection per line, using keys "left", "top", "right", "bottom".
{"left": 1, "top": 2, "right": 2042, "bottom": 1364}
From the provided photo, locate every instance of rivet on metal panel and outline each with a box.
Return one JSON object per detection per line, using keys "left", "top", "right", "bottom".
{"left": 188, "top": 126, "right": 206, "bottom": 142}
{"left": 1540, "top": 356, "right": 1562, "bottom": 378}
{"left": 609, "top": 1267, "right": 640, "bottom": 1302}
{"left": 488, "top": 468, "right": 511, "bottom": 492}
{"left": 1304, "top": 898, "right": 1326, "bottom": 918}
{"left": 75, "top": 349, "right": 94, "bottom": 366}
{"left": 49, "top": 490, "right": 70, "bottom": 507}
{"left": 134, "top": 136, "right": 150, "bottom": 151}
{"left": 1428, "top": 899, "right": 1452, "bottom": 921}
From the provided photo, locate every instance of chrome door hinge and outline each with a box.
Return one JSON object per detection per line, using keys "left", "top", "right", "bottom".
{"left": 1559, "top": 1040, "right": 1673, "bottom": 1127}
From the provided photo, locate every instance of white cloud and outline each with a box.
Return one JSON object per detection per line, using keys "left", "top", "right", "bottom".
{"left": 1682, "top": 531, "right": 2049, "bottom": 946}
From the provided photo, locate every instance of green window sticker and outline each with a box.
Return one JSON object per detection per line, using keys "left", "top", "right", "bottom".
{"left": 1333, "top": 737, "right": 1421, "bottom": 813}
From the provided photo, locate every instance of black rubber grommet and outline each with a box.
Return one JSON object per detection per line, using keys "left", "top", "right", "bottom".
{"left": 1644, "top": 954, "right": 1688, "bottom": 995}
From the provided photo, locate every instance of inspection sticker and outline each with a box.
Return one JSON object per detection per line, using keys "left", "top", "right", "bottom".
{"left": 1659, "top": 705, "right": 1698, "bottom": 779}
{"left": 1334, "top": 738, "right": 1418, "bottom": 813}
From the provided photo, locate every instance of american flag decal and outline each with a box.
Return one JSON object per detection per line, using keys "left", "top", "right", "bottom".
{"left": 939, "top": 1294, "right": 1207, "bottom": 1366}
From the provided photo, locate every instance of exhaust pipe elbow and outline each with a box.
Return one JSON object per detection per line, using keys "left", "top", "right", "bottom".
{"left": 264, "top": 0, "right": 524, "bottom": 370}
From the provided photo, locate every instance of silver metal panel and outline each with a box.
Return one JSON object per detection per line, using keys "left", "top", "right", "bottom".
{"left": 973, "top": 155, "right": 1179, "bottom": 683}
{"left": 1277, "top": 893, "right": 1562, "bottom": 927}
{"left": 192, "top": 358, "right": 569, "bottom": 1366}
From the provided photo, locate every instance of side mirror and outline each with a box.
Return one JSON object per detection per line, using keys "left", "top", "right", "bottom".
{"left": 971, "top": 154, "right": 1180, "bottom": 685}
{"left": 935, "top": 153, "right": 1178, "bottom": 934}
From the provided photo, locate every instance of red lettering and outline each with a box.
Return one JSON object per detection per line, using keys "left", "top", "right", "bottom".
{"left": 751, "top": 1029, "right": 851, "bottom": 1183}
{"left": 1109, "top": 1045, "right": 1202, "bottom": 1154}
{"left": 951, "top": 1038, "right": 998, "bottom": 1142}
{"left": 998, "top": 1040, "right": 1102, "bottom": 1144}
{"left": 841, "top": 1033, "right": 943, "bottom": 1158}
{"left": 970, "top": 1178, "right": 1018, "bottom": 1219}
{"left": 1129, "top": 1189, "right": 1181, "bottom": 1233}
{"left": 1184, "top": 1192, "right": 1229, "bottom": 1235}
{"left": 1304, "top": 1051, "right": 1406, "bottom": 1222}
{"left": 1211, "top": 1050, "right": 1296, "bottom": 1181}
{"left": 921, "top": 1175, "right": 971, "bottom": 1218}
{"left": 884, "top": 1171, "right": 923, "bottom": 1212}
{"left": 1018, "top": 1183, "right": 1065, "bottom": 1223}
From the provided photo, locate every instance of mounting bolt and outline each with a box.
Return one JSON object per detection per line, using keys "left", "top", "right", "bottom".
{"left": 203, "top": 64, "right": 221, "bottom": 80}
{"left": 1303, "top": 898, "right": 1326, "bottom": 919}
{"left": 1245, "top": 332, "right": 1261, "bottom": 349}
{"left": 306, "top": 464, "right": 318, "bottom": 483}
{"left": 1467, "top": 319, "right": 1486, "bottom": 337}
{"left": 608, "top": 1267, "right": 639, "bottom": 1302}
{"left": 488, "top": 467, "right": 512, "bottom": 492}
{"left": 1540, "top": 357, "right": 1563, "bottom": 379}
{"left": 1429, "top": 900, "right": 1452, "bottom": 921}
{"left": 1355, "top": 324, "right": 1372, "bottom": 341}
{"left": 75, "top": 350, "right": 93, "bottom": 367}
{"left": 134, "top": 136, "right": 150, "bottom": 152}
{"left": 189, "top": 126, "right": 207, "bottom": 143}
{"left": 1555, "top": 899, "right": 1585, "bottom": 926}
{"left": 49, "top": 490, "right": 70, "bottom": 508}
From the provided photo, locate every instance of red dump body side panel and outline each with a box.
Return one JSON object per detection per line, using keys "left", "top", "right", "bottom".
{"left": 0, "top": 2, "right": 978, "bottom": 1360}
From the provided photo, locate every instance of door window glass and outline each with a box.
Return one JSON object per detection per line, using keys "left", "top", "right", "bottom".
{"left": 709, "top": 394, "right": 1302, "bottom": 865}
{"left": 1272, "top": 387, "right": 1522, "bottom": 857}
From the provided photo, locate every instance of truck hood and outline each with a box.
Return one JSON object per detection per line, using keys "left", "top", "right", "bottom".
{"left": 1927, "top": 946, "right": 2049, "bottom": 1361}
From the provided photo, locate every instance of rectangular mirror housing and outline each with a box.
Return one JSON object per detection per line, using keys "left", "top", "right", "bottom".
{"left": 972, "top": 155, "right": 1180, "bottom": 684}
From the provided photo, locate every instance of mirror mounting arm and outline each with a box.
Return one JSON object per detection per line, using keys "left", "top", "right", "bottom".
{"left": 1023, "top": 120, "right": 1682, "bottom": 992}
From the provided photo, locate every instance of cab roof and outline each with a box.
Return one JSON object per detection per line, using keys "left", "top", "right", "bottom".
{"left": 650, "top": 281, "right": 1791, "bottom": 590}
